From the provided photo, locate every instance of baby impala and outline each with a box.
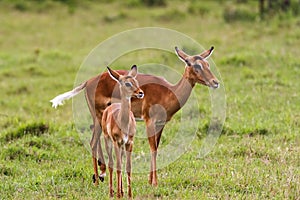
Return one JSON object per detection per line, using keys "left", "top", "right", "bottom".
{"left": 102, "top": 65, "right": 144, "bottom": 198}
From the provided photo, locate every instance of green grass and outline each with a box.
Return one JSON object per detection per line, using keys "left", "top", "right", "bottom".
{"left": 0, "top": 0, "right": 299, "bottom": 199}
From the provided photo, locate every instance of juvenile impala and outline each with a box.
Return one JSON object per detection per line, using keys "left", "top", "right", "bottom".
{"left": 50, "top": 46, "right": 219, "bottom": 186}
{"left": 102, "top": 65, "right": 143, "bottom": 198}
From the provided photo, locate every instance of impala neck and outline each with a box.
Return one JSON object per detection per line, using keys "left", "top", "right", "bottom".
{"left": 118, "top": 90, "right": 131, "bottom": 134}
{"left": 172, "top": 68, "right": 195, "bottom": 109}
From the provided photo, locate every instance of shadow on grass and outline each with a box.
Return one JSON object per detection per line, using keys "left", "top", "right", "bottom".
{"left": 197, "top": 123, "right": 270, "bottom": 139}
{"left": 2, "top": 122, "right": 49, "bottom": 142}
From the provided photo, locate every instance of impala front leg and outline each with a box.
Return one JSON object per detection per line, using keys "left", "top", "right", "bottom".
{"left": 126, "top": 142, "right": 133, "bottom": 199}
{"left": 115, "top": 145, "right": 124, "bottom": 198}
{"left": 146, "top": 119, "right": 164, "bottom": 186}
{"left": 149, "top": 140, "right": 158, "bottom": 187}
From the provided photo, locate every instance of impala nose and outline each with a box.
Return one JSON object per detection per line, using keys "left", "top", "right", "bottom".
{"left": 212, "top": 79, "right": 219, "bottom": 89}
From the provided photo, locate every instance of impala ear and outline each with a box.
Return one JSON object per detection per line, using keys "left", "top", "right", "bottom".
{"left": 199, "top": 46, "right": 214, "bottom": 59}
{"left": 107, "top": 66, "right": 121, "bottom": 83}
{"left": 175, "top": 47, "right": 190, "bottom": 65}
{"left": 128, "top": 65, "right": 137, "bottom": 78}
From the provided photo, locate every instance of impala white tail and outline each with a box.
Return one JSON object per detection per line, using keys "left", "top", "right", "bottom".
{"left": 50, "top": 82, "right": 87, "bottom": 108}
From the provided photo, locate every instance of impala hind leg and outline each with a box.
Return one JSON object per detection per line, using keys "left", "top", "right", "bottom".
{"left": 90, "top": 123, "right": 106, "bottom": 185}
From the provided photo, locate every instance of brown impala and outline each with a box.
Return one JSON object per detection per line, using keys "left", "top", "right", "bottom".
{"left": 102, "top": 65, "right": 143, "bottom": 198}
{"left": 50, "top": 46, "right": 219, "bottom": 186}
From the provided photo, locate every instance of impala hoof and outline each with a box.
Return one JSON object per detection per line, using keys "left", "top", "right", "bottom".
{"left": 109, "top": 193, "right": 114, "bottom": 198}
{"left": 99, "top": 176, "right": 104, "bottom": 182}
{"left": 99, "top": 172, "right": 106, "bottom": 182}
{"left": 152, "top": 182, "right": 158, "bottom": 187}
{"left": 92, "top": 174, "right": 99, "bottom": 186}
{"left": 117, "top": 193, "right": 123, "bottom": 198}
{"left": 92, "top": 174, "right": 96, "bottom": 183}
{"left": 93, "top": 174, "right": 105, "bottom": 183}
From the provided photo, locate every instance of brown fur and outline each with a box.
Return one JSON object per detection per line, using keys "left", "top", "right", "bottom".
{"left": 51, "top": 47, "right": 219, "bottom": 187}
{"left": 87, "top": 47, "right": 219, "bottom": 186}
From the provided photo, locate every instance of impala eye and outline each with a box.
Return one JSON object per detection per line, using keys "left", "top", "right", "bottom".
{"left": 125, "top": 82, "right": 132, "bottom": 87}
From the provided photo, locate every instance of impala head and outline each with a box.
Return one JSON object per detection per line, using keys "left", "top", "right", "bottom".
{"left": 175, "top": 46, "right": 219, "bottom": 89}
{"left": 107, "top": 65, "right": 144, "bottom": 99}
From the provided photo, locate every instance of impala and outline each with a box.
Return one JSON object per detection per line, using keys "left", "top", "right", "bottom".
{"left": 50, "top": 46, "right": 219, "bottom": 186}
{"left": 102, "top": 65, "right": 143, "bottom": 198}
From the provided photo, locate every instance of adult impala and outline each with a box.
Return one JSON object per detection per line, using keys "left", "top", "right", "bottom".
{"left": 50, "top": 46, "right": 219, "bottom": 186}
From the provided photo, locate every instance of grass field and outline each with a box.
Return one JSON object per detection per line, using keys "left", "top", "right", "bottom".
{"left": 0, "top": 0, "right": 299, "bottom": 199}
